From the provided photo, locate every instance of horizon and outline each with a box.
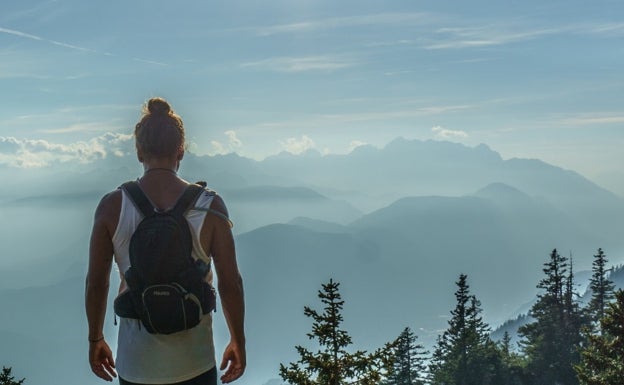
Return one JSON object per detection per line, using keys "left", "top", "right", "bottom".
{"left": 2, "top": 136, "right": 622, "bottom": 202}
{"left": 1, "top": 0, "right": 623, "bottom": 195}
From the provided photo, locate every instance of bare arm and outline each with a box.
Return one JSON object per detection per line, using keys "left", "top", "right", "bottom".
{"left": 204, "top": 195, "right": 246, "bottom": 383}
{"left": 85, "top": 192, "right": 118, "bottom": 382}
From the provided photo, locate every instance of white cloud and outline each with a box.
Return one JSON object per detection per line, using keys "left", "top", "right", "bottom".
{"left": 38, "top": 121, "right": 118, "bottom": 134}
{"left": 132, "top": 57, "right": 168, "bottom": 66}
{"left": 432, "top": 126, "right": 468, "bottom": 140}
{"left": 254, "top": 12, "right": 432, "bottom": 36}
{"left": 0, "top": 27, "right": 43, "bottom": 41}
{"left": 349, "top": 140, "right": 367, "bottom": 152}
{"left": 209, "top": 141, "right": 226, "bottom": 155}
{"left": 425, "top": 26, "right": 561, "bottom": 50}
{"left": 225, "top": 130, "right": 242, "bottom": 148}
{"left": 207, "top": 131, "right": 243, "bottom": 156}
{"left": 279, "top": 135, "right": 316, "bottom": 154}
{"left": 209, "top": 140, "right": 226, "bottom": 155}
{"left": 0, "top": 133, "right": 133, "bottom": 168}
{"left": 241, "top": 55, "right": 357, "bottom": 73}
{"left": 0, "top": 137, "right": 21, "bottom": 153}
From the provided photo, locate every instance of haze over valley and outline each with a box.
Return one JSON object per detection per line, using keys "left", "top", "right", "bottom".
{"left": 1, "top": 138, "right": 623, "bottom": 385}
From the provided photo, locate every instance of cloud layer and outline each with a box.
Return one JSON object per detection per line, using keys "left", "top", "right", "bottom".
{"left": 0, "top": 133, "right": 133, "bottom": 168}
{"left": 279, "top": 135, "right": 316, "bottom": 154}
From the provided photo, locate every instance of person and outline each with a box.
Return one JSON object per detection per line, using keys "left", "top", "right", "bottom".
{"left": 85, "top": 97, "right": 245, "bottom": 385}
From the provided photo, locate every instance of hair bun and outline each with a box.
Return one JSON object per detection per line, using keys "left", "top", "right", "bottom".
{"left": 147, "top": 97, "right": 171, "bottom": 116}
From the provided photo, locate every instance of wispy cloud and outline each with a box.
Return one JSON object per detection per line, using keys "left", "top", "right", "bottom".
{"left": 422, "top": 20, "right": 624, "bottom": 50}
{"left": 432, "top": 125, "right": 468, "bottom": 140}
{"left": 0, "top": 27, "right": 43, "bottom": 41}
{"left": 241, "top": 55, "right": 357, "bottom": 73}
{"left": 424, "top": 26, "right": 561, "bottom": 50}
{"left": 249, "top": 12, "right": 592, "bottom": 52}
{"left": 132, "top": 58, "right": 168, "bottom": 67}
{"left": 317, "top": 105, "right": 470, "bottom": 123}
{"left": 582, "top": 22, "right": 624, "bottom": 37}
{"left": 0, "top": 26, "right": 96, "bottom": 53}
{"left": 38, "top": 121, "right": 120, "bottom": 134}
{"left": 223, "top": 104, "right": 471, "bottom": 135}
{"left": 561, "top": 115, "right": 624, "bottom": 126}
{"left": 0, "top": 26, "right": 167, "bottom": 66}
{"left": 254, "top": 12, "right": 432, "bottom": 36}
{"left": 0, "top": 104, "right": 133, "bottom": 137}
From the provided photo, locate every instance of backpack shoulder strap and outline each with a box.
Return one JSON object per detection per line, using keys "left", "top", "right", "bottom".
{"left": 120, "top": 181, "right": 155, "bottom": 217}
{"left": 171, "top": 184, "right": 205, "bottom": 216}
{"left": 193, "top": 181, "right": 232, "bottom": 227}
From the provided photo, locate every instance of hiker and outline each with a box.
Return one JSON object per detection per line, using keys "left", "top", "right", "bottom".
{"left": 85, "top": 97, "right": 245, "bottom": 384}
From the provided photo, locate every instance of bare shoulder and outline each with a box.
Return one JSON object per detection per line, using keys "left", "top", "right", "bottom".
{"left": 95, "top": 190, "right": 121, "bottom": 214}
{"left": 94, "top": 190, "right": 122, "bottom": 232}
{"left": 209, "top": 193, "right": 229, "bottom": 218}
{"left": 198, "top": 191, "right": 233, "bottom": 255}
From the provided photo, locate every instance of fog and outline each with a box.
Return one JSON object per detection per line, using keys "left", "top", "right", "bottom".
{"left": 2, "top": 139, "right": 624, "bottom": 385}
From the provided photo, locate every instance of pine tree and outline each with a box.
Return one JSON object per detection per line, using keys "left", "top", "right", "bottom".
{"left": 586, "top": 248, "right": 616, "bottom": 329}
{"left": 385, "top": 327, "right": 428, "bottom": 385}
{"left": 575, "top": 290, "right": 624, "bottom": 385}
{"left": 497, "top": 332, "right": 525, "bottom": 385}
{"left": 279, "top": 279, "right": 393, "bottom": 385}
{"left": 519, "top": 249, "right": 583, "bottom": 385}
{"left": 562, "top": 255, "right": 586, "bottom": 385}
{"left": 0, "top": 367, "right": 25, "bottom": 385}
{"left": 429, "top": 274, "right": 503, "bottom": 385}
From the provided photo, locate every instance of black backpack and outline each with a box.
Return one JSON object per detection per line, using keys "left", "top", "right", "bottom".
{"left": 113, "top": 181, "right": 217, "bottom": 334}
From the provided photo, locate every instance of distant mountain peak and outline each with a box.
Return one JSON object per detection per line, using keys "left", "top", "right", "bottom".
{"left": 265, "top": 148, "right": 323, "bottom": 161}
{"left": 472, "top": 182, "right": 534, "bottom": 206}
{"left": 381, "top": 137, "right": 502, "bottom": 161}
{"left": 474, "top": 183, "right": 531, "bottom": 201}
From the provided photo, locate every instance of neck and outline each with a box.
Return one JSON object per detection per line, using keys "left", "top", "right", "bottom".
{"left": 143, "top": 167, "right": 177, "bottom": 175}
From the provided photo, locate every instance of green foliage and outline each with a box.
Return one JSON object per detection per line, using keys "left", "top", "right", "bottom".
{"left": 519, "top": 249, "right": 585, "bottom": 385}
{"left": 279, "top": 279, "right": 394, "bottom": 385}
{"left": 384, "top": 327, "right": 428, "bottom": 385}
{"left": 0, "top": 367, "right": 25, "bottom": 385}
{"left": 576, "top": 290, "right": 624, "bottom": 385}
{"left": 429, "top": 274, "right": 504, "bottom": 385}
{"left": 496, "top": 332, "right": 526, "bottom": 385}
{"left": 279, "top": 247, "right": 620, "bottom": 385}
{"left": 586, "top": 248, "right": 616, "bottom": 328}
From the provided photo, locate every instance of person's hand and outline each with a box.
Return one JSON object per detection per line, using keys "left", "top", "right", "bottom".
{"left": 89, "top": 339, "right": 117, "bottom": 382}
{"left": 220, "top": 341, "right": 246, "bottom": 383}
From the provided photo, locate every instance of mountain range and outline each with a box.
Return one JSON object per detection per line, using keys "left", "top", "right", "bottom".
{"left": 1, "top": 138, "right": 623, "bottom": 385}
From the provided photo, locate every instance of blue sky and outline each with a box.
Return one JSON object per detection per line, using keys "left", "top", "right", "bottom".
{"left": 1, "top": 0, "right": 623, "bottom": 193}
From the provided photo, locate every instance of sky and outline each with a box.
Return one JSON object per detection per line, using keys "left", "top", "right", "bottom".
{"left": 1, "top": 0, "right": 623, "bottom": 194}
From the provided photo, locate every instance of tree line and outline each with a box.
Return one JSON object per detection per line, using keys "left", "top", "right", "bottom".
{"left": 280, "top": 248, "right": 624, "bottom": 385}
{"left": 0, "top": 367, "right": 24, "bottom": 385}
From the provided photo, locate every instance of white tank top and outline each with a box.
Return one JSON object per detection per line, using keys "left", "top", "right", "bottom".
{"left": 112, "top": 186, "right": 217, "bottom": 384}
